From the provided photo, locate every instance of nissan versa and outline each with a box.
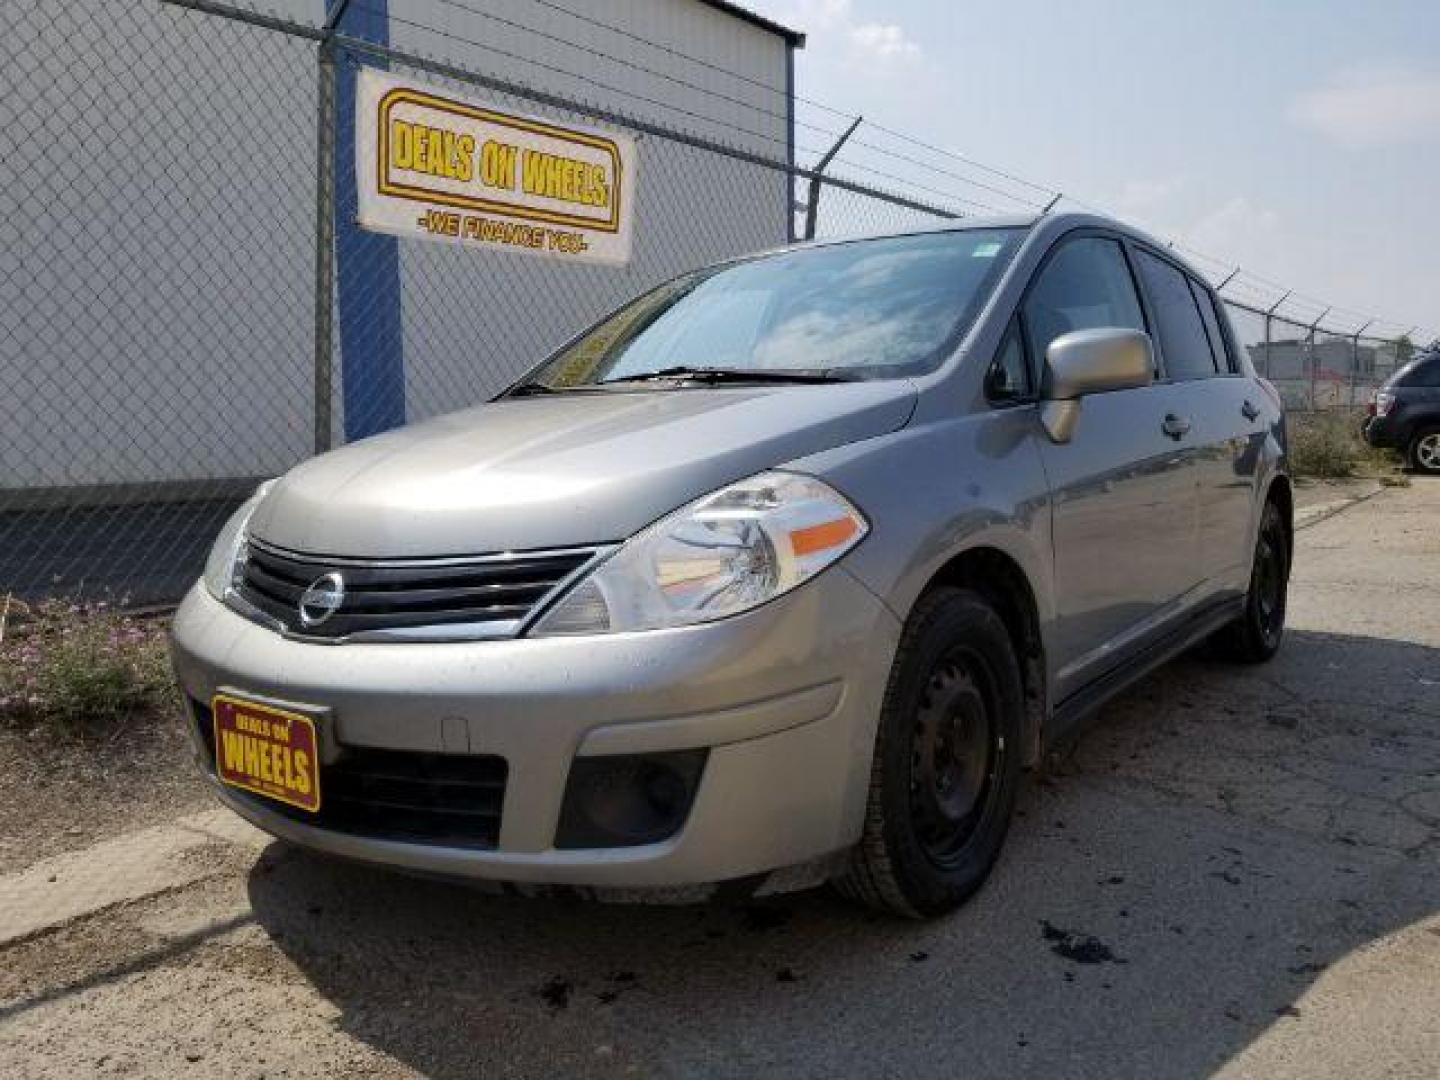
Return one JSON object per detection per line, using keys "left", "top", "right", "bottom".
{"left": 171, "top": 211, "right": 1292, "bottom": 918}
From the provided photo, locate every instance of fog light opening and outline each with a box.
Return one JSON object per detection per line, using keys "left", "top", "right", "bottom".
{"left": 556, "top": 750, "right": 707, "bottom": 850}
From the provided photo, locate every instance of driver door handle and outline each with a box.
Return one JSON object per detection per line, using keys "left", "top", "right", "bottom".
{"left": 1241, "top": 399, "right": 1260, "bottom": 422}
{"left": 1162, "top": 413, "right": 1192, "bottom": 439}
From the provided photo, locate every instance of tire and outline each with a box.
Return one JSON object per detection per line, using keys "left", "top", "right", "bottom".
{"left": 835, "top": 587, "right": 1023, "bottom": 918}
{"left": 1407, "top": 427, "right": 1440, "bottom": 475}
{"left": 1215, "top": 500, "right": 1289, "bottom": 663}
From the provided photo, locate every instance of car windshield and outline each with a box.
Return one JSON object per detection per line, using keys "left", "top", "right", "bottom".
{"left": 509, "top": 228, "right": 1024, "bottom": 391}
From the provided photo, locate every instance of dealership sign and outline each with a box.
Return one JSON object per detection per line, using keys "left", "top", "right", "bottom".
{"left": 355, "top": 70, "right": 636, "bottom": 264}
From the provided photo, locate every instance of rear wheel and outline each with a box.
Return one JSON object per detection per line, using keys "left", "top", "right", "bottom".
{"left": 835, "top": 587, "right": 1022, "bottom": 918}
{"left": 1408, "top": 427, "right": 1440, "bottom": 475}
{"left": 1215, "top": 500, "right": 1289, "bottom": 663}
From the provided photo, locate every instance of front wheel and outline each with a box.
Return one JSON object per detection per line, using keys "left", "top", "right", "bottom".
{"left": 835, "top": 587, "right": 1023, "bottom": 918}
{"left": 1215, "top": 500, "right": 1289, "bottom": 663}
{"left": 1408, "top": 427, "right": 1440, "bottom": 475}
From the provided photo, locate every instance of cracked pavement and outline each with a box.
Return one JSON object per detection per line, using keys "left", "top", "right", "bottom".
{"left": 1, "top": 479, "right": 1437, "bottom": 1078}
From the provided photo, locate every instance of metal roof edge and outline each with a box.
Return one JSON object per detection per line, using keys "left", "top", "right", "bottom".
{"left": 696, "top": 0, "right": 806, "bottom": 47}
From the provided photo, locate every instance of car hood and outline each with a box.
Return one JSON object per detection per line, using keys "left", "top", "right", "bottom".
{"left": 249, "top": 382, "right": 917, "bottom": 557}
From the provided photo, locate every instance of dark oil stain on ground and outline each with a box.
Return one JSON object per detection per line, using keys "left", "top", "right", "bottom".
{"left": 739, "top": 905, "right": 794, "bottom": 933}
{"left": 1040, "top": 920, "right": 1127, "bottom": 965}
{"left": 537, "top": 976, "right": 572, "bottom": 1011}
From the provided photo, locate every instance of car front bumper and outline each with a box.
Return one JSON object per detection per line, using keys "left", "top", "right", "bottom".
{"left": 170, "top": 569, "right": 901, "bottom": 891}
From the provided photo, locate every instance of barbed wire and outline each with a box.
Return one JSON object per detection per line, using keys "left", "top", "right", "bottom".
{"left": 327, "top": 1, "right": 1432, "bottom": 339}
{"left": 163, "top": 0, "right": 1436, "bottom": 342}
{"left": 372, "top": 0, "right": 1038, "bottom": 215}
{"left": 460, "top": 2, "right": 1430, "bottom": 337}
{"left": 347, "top": 1, "right": 821, "bottom": 159}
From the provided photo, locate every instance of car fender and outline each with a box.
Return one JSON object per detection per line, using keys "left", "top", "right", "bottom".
{"left": 784, "top": 409, "right": 1057, "bottom": 689}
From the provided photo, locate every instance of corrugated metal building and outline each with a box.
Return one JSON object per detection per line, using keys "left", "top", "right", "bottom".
{"left": 1, "top": 0, "right": 803, "bottom": 492}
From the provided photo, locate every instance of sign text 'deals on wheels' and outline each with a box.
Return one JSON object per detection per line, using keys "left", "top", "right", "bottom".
{"left": 354, "top": 69, "right": 637, "bottom": 265}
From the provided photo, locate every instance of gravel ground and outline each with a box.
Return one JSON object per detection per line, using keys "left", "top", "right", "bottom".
{"left": 0, "top": 711, "right": 207, "bottom": 873}
{"left": 1, "top": 479, "right": 1436, "bottom": 1079}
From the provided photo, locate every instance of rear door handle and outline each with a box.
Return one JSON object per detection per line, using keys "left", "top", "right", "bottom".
{"left": 1162, "top": 414, "right": 1192, "bottom": 439}
{"left": 1241, "top": 399, "right": 1260, "bottom": 422}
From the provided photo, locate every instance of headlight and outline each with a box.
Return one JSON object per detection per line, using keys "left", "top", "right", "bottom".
{"left": 202, "top": 481, "right": 274, "bottom": 601}
{"left": 531, "top": 471, "right": 868, "bottom": 635}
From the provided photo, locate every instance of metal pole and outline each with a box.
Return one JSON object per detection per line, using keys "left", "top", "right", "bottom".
{"left": 1263, "top": 314, "right": 1271, "bottom": 379}
{"left": 1261, "top": 291, "right": 1290, "bottom": 385}
{"left": 804, "top": 115, "right": 862, "bottom": 241}
{"left": 1308, "top": 307, "right": 1329, "bottom": 411}
{"left": 311, "top": 39, "right": 338, "bottom": 455}
{"left": 308, "top": 0, "right": 356, "bottom": 455}
{"left": 1351, "top": 320, "right": 1373, "bottom": 407}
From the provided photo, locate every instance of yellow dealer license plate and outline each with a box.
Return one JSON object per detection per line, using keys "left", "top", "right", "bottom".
{"left": 212, "top": 693, "right": 321, "bottom": 813}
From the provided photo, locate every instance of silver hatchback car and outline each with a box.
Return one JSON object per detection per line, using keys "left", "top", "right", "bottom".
{"left": 171, "top": 211, "right": 1291, "bottom": 917}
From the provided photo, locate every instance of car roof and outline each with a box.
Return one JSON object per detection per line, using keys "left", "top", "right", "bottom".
{"left": 784, "top": 210, "right": 1168, "bottom": 253}
{"left": 760, "top": 210, "right": 1197, "bottom": 277}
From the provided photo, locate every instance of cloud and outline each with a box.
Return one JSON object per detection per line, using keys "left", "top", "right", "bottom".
{"left": 847, "top": 22, "right": 920, "bottom": 60}
{"left": 768, "top": 0, "right": 922, "bottom": 63}
{"left": 1289, "top": 63, "right": 1440, "bottom": 148}
{"left": 1182, "top": 197, "right": 1281, "bottom": 259}
{"left": 1111, "top": 177, "right": 1185, "bottom": 232}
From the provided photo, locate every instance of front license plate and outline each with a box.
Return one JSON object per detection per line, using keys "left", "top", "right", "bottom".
{"left": 212, "top": 693, "right": 322, "bottom": 813}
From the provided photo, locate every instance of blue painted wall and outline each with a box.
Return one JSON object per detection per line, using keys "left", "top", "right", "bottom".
{"left": 334, "top": 0, "right": 405, "bottom": 441}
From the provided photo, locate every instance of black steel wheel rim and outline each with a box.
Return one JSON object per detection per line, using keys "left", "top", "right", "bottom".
{"left": 909, "top": 648, "right": 1005, "bottom": 867}
{"left": 1253, "top": 523, "right": 1285, "bottom": 646}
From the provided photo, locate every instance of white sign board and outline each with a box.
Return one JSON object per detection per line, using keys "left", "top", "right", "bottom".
{"left": 355, "top": 70, "right": 636, "bottom": 265}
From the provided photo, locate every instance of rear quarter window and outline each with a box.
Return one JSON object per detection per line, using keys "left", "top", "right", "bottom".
{"left": 1188, "top": 277, "right": 1235, "bottom": 374}
{"left": 1133, "top": 249, "right": 1217, "bottom": 381}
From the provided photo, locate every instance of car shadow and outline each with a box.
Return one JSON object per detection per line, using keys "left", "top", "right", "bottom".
{"left": 245, "top": 628, "right": 1440, "bottom": 1078}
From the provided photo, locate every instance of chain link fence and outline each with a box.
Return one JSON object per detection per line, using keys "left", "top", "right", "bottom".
{"left": 0, "top": 0, "right": 1427, "bottom": 608}
{"left": 1219, "top": 300, "right": 1418, "bottom": 413}
{"left": 1, "top": 0, "right": 954, "bottom": 607}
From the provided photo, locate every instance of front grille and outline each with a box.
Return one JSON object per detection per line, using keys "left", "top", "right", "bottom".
{"left": 192, "top": 700, "right": 507, "bottom": 849}
{"left": 235, "top": 540, "right": 597, "bottom": 640}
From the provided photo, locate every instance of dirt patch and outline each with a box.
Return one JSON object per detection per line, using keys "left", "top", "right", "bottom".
{"left": 1291, "top": 477, "right": 1379, "bottom": 513}
{"left": 0, "top": 712, "right": 209, "bottom": 874}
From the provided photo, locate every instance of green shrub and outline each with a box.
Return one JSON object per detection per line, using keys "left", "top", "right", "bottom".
{"left": 1288, "top": 410, "right": 1398, "bottom": 480}
{"left": 1288, "top": 412, "right": 1360, "bottom": 478}
{"left": 0, "top": 598, "right": 175, "bottom": 738}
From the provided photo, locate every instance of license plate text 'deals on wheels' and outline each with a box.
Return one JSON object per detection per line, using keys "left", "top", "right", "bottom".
{"left": 212, "top": 694, "right": 321, "bottom": 813}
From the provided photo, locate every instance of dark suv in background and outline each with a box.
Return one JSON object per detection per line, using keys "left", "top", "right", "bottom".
{"left": 1365, "top": 348, "right": 1440, "bottom": 474}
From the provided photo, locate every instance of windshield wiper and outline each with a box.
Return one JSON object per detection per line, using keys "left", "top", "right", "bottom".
{"left": 505, "top": 382, "right": 555, "bottom": 397}
{"left": 599, "top": 365, "right": 856, "bottom": 387}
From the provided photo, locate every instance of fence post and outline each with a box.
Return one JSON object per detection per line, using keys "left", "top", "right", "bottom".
{"left": 1263, "top": 291, "right": 1289, "bottom": 382}
{"left": 1262, "top": 314, "right": 1271, "bottom": 378}
{"left": 1351, "top": 320, "right": 1372, "bottom": 408}
{"left": 1307, "top": 308, "right": 1329, "bottom": 410}
{"left": 803, "top": 116, "right": 862, "bottom": 241}
{"left": 1308, "top": 326, "right": 1317, "bottom": 410}
{"left": 311, "top": 38, "right": 338, "bottom": 455}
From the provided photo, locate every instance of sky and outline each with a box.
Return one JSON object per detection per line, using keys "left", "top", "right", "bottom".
{"left": 748, "top": 0, "right": 1440, "bottom": 339}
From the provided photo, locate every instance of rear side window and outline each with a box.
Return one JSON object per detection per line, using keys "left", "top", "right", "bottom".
{"left": 1022, "top": 237, "right": 1146, "bottom": 363}
{"left": 1134, "top": 249, "right": 1218, "bottom": 380}
{"left": 1400, "top": 359, "right": 1440, "bottom": 387}
{"left": 1188, "top": 277, "right": 1234, "bottom": 374}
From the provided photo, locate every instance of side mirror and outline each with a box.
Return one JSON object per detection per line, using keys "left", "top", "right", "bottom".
{"left": 1039, "top": 328, "right": 1154, "bottom": 443}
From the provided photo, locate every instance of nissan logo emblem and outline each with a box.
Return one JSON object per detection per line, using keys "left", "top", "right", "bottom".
{"left": 298, "top": 572, "right": 345, "bottom": 628}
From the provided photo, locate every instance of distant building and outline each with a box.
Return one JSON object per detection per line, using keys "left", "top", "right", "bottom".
{"left": 1245, "top": 337, "right": 1378, "bottom": 380}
